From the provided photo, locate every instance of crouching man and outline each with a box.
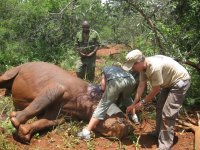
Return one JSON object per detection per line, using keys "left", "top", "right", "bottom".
{"left": 78, "top": 65, "right": 139, "bottom": 139}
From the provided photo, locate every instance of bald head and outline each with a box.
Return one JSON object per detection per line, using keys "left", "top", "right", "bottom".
{"left": 81, "top": 20, "right": 90, "bottom": 33}
{"left": 82, "top": 20, "right": 90, "bottom": 28}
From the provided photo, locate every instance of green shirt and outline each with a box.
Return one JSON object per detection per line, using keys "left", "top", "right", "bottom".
{"left": 75, "top": 29, "right": 100, "bottom": 54}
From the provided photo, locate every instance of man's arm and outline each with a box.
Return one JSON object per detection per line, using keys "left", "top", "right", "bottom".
{"left": 126, "top": 81, "right": 146, "bottom": 114}
{"left": 133, "top": 80, "right": 147, "bottom": 104}
{"left": 86, "top": 117, "right": 100, "bottom": 131}
{"left": 77, "top": 46, "right": 98, "bottom": 57}
{"left": 85, "top": 31, "right": 100, "bottom": 57}
{"left": 75, "top": 32, "right": 86, "bottom": 56}
{"left": 144, "top": 85, "right": 160, "bottom": 103}
{"left": 85, "top": 46, "right": 99, "bottom": 57}
{"left": 126, "top": 84, "right": 161, "bottom": 114}
{"left": 134, "top": 85, "right": 160, "bottom": 110}
{"left": 78, "top": 49, "right": 87, "bottom": 56}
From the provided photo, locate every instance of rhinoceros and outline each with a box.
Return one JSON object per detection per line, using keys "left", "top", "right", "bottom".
{"left": 0, "top": 62, "right": 133, "bottom": 143}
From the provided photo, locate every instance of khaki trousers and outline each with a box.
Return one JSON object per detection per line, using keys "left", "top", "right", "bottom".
{"left": 156, "top": 79, "right": 191, "bottom": 150}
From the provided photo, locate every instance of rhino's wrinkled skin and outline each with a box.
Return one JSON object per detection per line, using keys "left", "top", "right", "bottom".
{"left": 0, "top": 62, "right": 133, "bottom": 143}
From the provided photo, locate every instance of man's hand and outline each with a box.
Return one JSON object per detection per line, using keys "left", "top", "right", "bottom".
{"left": 134, "top": 101, "right": 143, "bottom": 110}
{"left": 85, "top": 46, "right": 99, "bottom": 57}
{"left": 76, "top": 47, "right": 87, "bottom": 56}
{"left": 126, "top": 101, "right": 144, "bottom": 115}
{"left": 126, "top": 104, "right": 135, "bottom": 115}
{"left": 79, "top": 51, "right": 87, "bottom": 56}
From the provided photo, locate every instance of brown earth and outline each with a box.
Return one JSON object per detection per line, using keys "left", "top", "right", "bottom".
{"left": 0, "top": 44, "right": 195, "bottom": 150}
{"left": 96, "top": 44, "right": 126, "bottom": 56}
{"left": 3, "top": 120, "right": 194, "bottom": 150}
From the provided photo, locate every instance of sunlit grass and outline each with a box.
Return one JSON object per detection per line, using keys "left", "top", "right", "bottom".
{"left": 0, "top": 96, "right": 17, "bottom": 150}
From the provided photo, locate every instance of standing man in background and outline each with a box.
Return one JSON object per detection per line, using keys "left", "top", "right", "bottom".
{"left": 75, "top": 20, "right": 100, "bottom": 82}
{"left": 124, "top": 49, "right": 191, "bottom": 150}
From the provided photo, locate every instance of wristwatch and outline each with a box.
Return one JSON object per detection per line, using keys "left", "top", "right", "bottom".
{"left": 141, "top": 99, "right": 146, "bottom": 104}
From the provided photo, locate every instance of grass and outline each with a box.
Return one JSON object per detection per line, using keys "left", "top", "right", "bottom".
{"left": 0, "top": 134, "right": 17, "bottom": 150}
{"left": 0, "top": 96, "right": 15, "bottom": 134}
{"left": 0, "top": 96, "right": 17, "bottom": 150}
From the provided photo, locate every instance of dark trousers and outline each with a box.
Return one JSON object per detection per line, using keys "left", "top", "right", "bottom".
{"left": 76, "top": 56, "right": 96, "bottom": 82}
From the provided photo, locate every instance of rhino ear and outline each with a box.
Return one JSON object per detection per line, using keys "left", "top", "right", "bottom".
{"left": 87, "top": 84, "right": 103, "bottom": 100}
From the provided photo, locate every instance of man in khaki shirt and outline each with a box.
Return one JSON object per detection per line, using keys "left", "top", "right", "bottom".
{"left": 124, "top": 49, "right": 191, "bottom": 150}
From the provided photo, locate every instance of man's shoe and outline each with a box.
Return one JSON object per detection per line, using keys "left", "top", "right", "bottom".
{"left": 77, "top": 128, "right": 91, "bottom": 140}
{"left": 148, "top": 130, "right": 159, "bottom": 138}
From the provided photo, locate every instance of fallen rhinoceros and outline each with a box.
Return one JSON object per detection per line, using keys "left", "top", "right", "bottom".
{"left": 0, "top": 62, "right": 133, "bottom": 143}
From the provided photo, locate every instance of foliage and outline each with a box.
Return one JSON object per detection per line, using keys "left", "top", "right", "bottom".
{"left": 0, "top": 96, "right": 15, "bottom": 134}
{"left": 0, "top": 2, "right": 199, "bottom": 149}
{"left": 107, "top": 0, "right": 200, "bottom": 105}
{"left": 0, "top": 0, "right": 199, "bottom": 108}
{"left": 0, "top": 0, "right": 109, "bottom": 70}
{"left": 184, "top": 68, "right": 200, "bottom": 106}
{"left": 0, "top": 96, "right": 16, "bottom": 150}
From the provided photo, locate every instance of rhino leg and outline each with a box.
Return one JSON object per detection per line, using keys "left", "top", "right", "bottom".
{"left": 10, "top": 83, "right": 65, "bottom": 128}
{"left": 16, "top": 103, "right": 65, "bottom": 143}
{"left": 17, "top": 118, "right": 65, "bottom": 143}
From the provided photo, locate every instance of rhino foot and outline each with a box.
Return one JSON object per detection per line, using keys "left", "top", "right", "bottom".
{"left": 10, "top": 111, "right": 28, "bottom": 128}
{"left": 17, "top": 133, "right": 31, "bottom": 144}
{"left": 10, "top": 117, "right": 20, "bottom": 128}
{"left": 17, "top": 124, "right": 32, "bottom": 143}
{"left": 19, "top": 124, "right": 31, "bottom": 135}
{"left": 10, "top": 111, "right": 17, "bottom": 118}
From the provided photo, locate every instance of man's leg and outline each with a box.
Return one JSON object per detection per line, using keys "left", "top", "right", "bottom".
{"left": 158, "top": 80, "right": 191, "bottom": 150}
{"left": 154, "top": 88, "right": 170, "bottom": 136}
{"left": 85, "top": 59, "right": 95, "bottom": 82}
{"left": 76, "top": 59, "right": 86, "bottom": 79}
{"left": 114, "top": 77, "right": 140, "bottom": 123}
{"left": 117, "top": 77, "right": 136, "bottom": 109}
{"left": 78, "top": 80, "right": 119, "bottom": 139}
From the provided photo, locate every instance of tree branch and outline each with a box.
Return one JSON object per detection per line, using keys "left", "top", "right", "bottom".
{"left": 49, "top": 0, "right": 75, "bottom": 17}
{"left": 127, "top": 1, "right": 166, "bottom": 54}
{"left": 174, "top": 58, "right": 200, "bottom": 75}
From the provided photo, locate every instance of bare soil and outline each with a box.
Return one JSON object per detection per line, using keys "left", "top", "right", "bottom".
{"left": 0, "top": 44, "right": 195, "bottom": 150}
{"left": 4, "top": 120, "right": 195, "bottom": 150}
{"left": 96, "top": 44, "right": 126, "bottom": 56}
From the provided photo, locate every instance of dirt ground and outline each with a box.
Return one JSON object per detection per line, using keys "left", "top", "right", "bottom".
{"left": 6, "top": 120, "right": 194, "bottom": 150}
{"left": 0, "top": 44, "right": 196, "bottom": 150}
{"left": 96, "top": 44, "right": 125, "bottom": 56}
